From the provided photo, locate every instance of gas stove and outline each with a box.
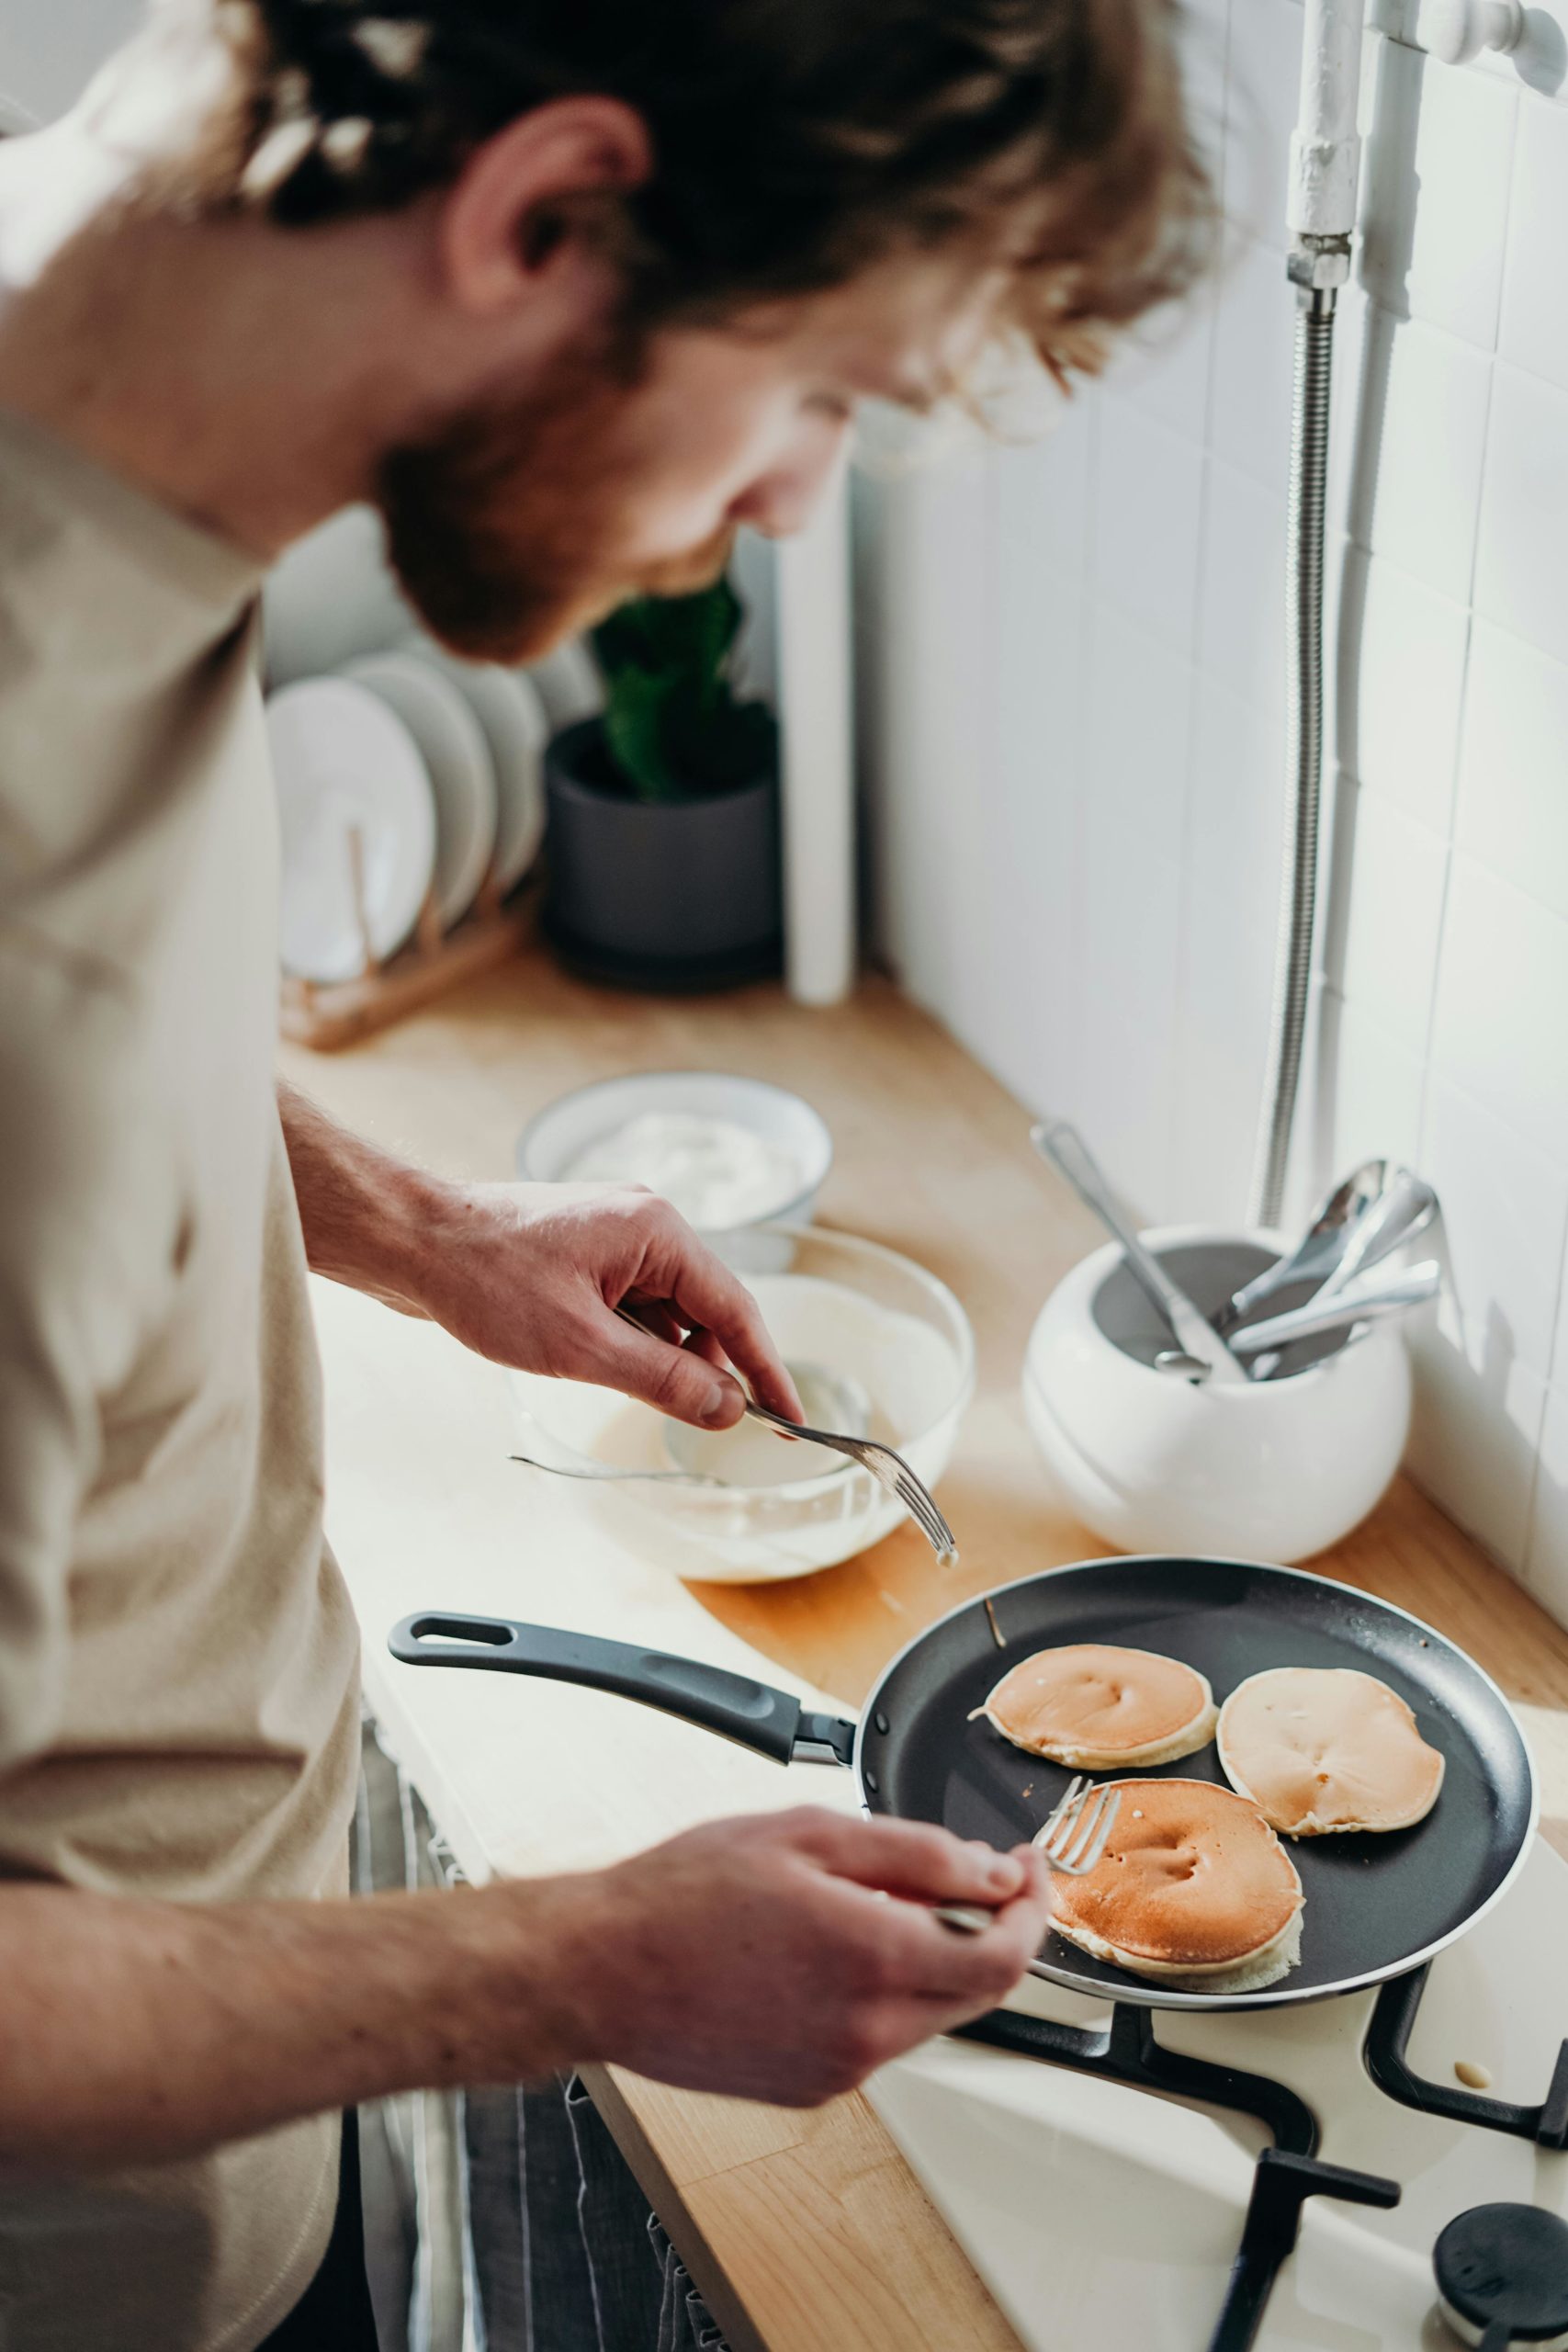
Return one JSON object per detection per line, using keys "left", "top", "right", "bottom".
{"left": 868, "top": 1838, "right": 1568, "bottom": 2350}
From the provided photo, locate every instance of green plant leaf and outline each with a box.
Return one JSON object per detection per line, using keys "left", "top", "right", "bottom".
{"left": 591, "top": 573, "right": 770, "bottom": 800}
{"left": 601, "top": 667, "right": 687, "bottom": 802}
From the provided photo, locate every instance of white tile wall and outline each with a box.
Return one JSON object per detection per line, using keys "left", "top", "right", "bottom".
{"left": 857, "top": 10, "right": 1568, "bottom": 1623}
{"left": 1499, "top": 96, "right": 1568, "bottom": 395}
{"left": 1475, "top": 363, "right": 1568, "bottom": 666}
{"left": 1336, "top": 548, "right": 1469, "bottom": 830}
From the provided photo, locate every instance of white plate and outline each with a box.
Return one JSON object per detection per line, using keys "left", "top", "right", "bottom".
{"left": 403, "top": 642, "right": 547, "bottom": 891}
{"left": 263, "top": 506, "right": 417, "bottom": 689}
{"left": 525, "top": 637, "right": 603, "bottom": 732}
{"left": 267, "top": 677, "right": 436, "bottom": 983}
{"left": 345, "top": 652, "right": 498, "bottom": 928}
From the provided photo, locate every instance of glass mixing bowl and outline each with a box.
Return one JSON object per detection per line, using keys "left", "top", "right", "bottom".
{"left": 508, "top": 1224, "right": 975, "bottom": 1582}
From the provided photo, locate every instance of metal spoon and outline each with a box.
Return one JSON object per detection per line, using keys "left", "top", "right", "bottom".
{"left": 1213, "top": 1158, "right": 1389, "bottom": 1335}
{"left": 1030, "top": 1121, "right": 1252, "bottom": 1385}
{"left": 1230, "top": 1259, "right": 1441, "bottom": 1362}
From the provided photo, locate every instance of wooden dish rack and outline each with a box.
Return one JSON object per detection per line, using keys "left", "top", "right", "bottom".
{"left": 280, "top": 824, "right": 536, "bottom": 1051}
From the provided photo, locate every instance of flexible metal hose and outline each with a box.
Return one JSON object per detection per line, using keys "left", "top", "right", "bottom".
{"left": 1250, "top": 284, "right": 1337, "bottom": 1230}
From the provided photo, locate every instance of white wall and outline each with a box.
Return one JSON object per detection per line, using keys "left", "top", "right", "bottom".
{"left": 858, "top": 0, "right": 1568, "bottom": 1622}
{"left": 1, "top": 0, "right": 141, "bottom": 124}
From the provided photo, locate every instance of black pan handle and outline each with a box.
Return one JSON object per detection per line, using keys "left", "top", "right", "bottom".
{"left": 389, "top": 1612, "right": 856, "bottom": 1768}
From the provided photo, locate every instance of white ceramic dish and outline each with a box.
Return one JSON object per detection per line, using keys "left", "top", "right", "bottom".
{"left": 525, "top": 637, "right": 603, "bottom": 732}
{"left": 263, "top": 505, "right": 416, "bottom": 689}
{"left": 517, "top": 1070, "right": 834, "bottom": 1233}
{"left": 403, "top": 639, "right": 547, "bottom": 891}
{"left": 1021, "top": 1224, "right": 1414, "bottom": 1564}
{"left": 267, "top": 676, "right": 436, "bottom": 982}
{"left": 345, "top": 651, "right": 498, "bottom": 928}
{"left": 508, "top": 1224, "right": 975, "bottom": 1582}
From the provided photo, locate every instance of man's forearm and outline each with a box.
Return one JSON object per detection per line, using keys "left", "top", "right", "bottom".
{"left": 276, "top": 1076, "right": 444, "bottom": 1306}
{"left": 0, "top": 1876, "right": 592, "bottom": 2177}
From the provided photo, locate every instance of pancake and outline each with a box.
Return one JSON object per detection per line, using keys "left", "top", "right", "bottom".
{"left": 1045, "top": 1778, "right": 1304, "bottom": 1993}
{"left": 1217, "top": 1667, "right": 1445, "bottom": 1838}
{"left": 975, "top": 1643, "right": 1217, "bottom": 1769}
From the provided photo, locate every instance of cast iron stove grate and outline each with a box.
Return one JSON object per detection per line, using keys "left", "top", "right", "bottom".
{"left": 957, "top": 1961, "right": 1568, "bottom": 2350}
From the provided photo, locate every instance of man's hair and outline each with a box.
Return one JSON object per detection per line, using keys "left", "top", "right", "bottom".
{"left": 192, "top": 0, "right": 1214, "bottom": 379}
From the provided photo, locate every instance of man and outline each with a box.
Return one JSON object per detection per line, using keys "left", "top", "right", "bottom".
{"left": 0, "top": 1, "right": 1208, "bottom": 2345}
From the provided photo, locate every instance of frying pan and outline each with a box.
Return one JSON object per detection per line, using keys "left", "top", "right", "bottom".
{"left": 389, "top": 1554, "right": 1538, "bottom": 2011}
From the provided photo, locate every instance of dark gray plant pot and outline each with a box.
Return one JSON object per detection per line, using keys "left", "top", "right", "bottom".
{"left": 543, "top": 718, "right": 783, "bottom": 990}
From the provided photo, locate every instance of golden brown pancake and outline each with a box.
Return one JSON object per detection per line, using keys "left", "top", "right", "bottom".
{"left": 1217, "top": 1667, "right": 1445, "bottom": 1837}
{"left": 975, "top": 1644, "right": 1217, "bottom": 1769}
{"left": 1046, "top": 1778, "right": 1304, "bottom": 1992}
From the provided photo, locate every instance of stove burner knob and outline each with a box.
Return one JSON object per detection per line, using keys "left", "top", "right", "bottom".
{"left": 1434, "top": 2203, "right": 1568, "bottom": 2348}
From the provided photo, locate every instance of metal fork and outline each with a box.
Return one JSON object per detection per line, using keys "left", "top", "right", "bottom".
{"left": 1032, "top": 1776, "right": 1122, "bottom": 1871}
{"left": 740, "top": 1392, "right": 959, "bottom": 1567}
{"left": 934, "top": 1778, "right": 1122, "bottom": 1937}
{"left": 612, "top": 1306, "right": 958, "bottom": 1566}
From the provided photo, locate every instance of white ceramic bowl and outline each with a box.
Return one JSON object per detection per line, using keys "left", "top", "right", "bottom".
{"left": 1021, "top": 1225, "right": 1414, "bottom": 1565}
{"left": 509, "top": 1223, "right": 975, "bottom": 1582}
{"left": 516, "top": 1070, "right": 833, "bottom": 1234}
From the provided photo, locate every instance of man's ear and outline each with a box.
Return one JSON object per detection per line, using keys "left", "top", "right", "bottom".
{"left": 440, "top": 96, "right": 652, "bottom": 315}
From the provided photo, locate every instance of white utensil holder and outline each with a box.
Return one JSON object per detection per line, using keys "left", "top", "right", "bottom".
{"left": 1021, "top": 1226, "right": 1412, "bottom": 1564}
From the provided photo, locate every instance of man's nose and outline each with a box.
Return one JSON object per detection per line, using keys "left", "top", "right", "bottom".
{"left": 727, "top": 423, "right": 851, "bottom": 539}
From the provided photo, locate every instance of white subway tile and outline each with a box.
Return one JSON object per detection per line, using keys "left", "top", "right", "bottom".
{"left": 1456, "top": 620, "right": 1568, "bottom": 922}
{"left": 1090, "top": 398, "right": 1206, "bottom": 654}
{"left": 1181, "top": 881, "right": 1278, "bottom": 1102}
{"left": 1190, "top": 678, "right": 1288, "bottom": 920}
{"left": 1526, "top": 1381, "right": 1568, "bottom": 1623}
{"left": 1323, "top": 775, "right": 1450, "bottom": 1046}
{"left": 1110, "top": 291, "right": 1217, "bottom": 446}
{"left": 1224, "top": 0, "right": 1304, "bottom": 250}
{"left": 1351, "top": 314, "right": 1492, "bottom": 602}
{"left": 1309, "top": 988, "right": 1427, "bottom": 1182}
{"left": 1075, "top": 991, "right": 1179, "bottom": 1221}
{"left": 1475, "top": 364, "right": 1568, "bottom": 668}
{"left": 1429, "top": 853, "right": 1568, "bottom": 1165}
{"left": 1423, "top": 1078, "right": 1568, "bottom": 1378}
{"left": 970, "top": 390, "right": 1096, "bottom": 586}
{"left": 1359, "top": 38, "right": 1516, "bottom": 351}
{"left": 1084, "top": 605, "right": 1194, "bottom": 867}
{"left": 1173, "top": 865, "right": 1278, "bottom": 1232}
{"left": 1199, "top": 462, "right": 1287, "bottom": 714}
{"left": 1500, "top": 96, "right": 1568, "bottom": 399}
{"left": 1081, "top": 814, "right": 1186, "bottom": 1042}
{"left": 1406, "top": 1298, "right": 1547, "bottom": 1577}
{"left": 1168, "top": 1049, "right": 1266, "bottom": 1231}
{"left": 1210, "top": 235, "right": 1296, "bottom": 492}
{"left": 1335, "top": 548, "right": 1468, "bottom": 828}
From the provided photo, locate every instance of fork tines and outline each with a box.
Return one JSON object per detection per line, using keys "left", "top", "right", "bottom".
{"left": 1037, "top": 1777, "right": 1122, "bottom": 1875}
{"left": 863, "top": 1442, "right": 957, "bottom": 1562}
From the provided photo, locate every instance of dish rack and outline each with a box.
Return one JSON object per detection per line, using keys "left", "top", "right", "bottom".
{"left": 279, "top": 831, "right": 535, "bottom": 1050}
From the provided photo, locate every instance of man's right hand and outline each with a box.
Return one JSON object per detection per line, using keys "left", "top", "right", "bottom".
{"left": 0, "top": 1807, "right": 1049, "bottom": 2176}
{"left": 488, "top": 1807, "right": 1053, "bottom": 2107}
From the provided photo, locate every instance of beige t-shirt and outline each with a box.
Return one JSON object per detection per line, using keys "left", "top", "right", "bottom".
{"left": 0, "top": 408, "right": 362, "bottom": 2350}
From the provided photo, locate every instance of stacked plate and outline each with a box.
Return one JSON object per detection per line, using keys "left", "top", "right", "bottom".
{"left": 267, "top": 639, "right": 554, "bottom": 985}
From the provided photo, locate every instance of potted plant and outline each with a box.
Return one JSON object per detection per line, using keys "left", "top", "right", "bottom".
{"left": 543, "top": 575, "right": 782, "bottom": 988}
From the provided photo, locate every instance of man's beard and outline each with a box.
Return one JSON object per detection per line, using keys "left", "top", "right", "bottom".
{"left": 376, "top": 350, "right": 735, "bottom": 665}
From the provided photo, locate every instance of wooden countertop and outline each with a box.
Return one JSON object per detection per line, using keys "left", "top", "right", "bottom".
{"left": 284, "top": 941, "right": 1568, "bottom": 2352}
